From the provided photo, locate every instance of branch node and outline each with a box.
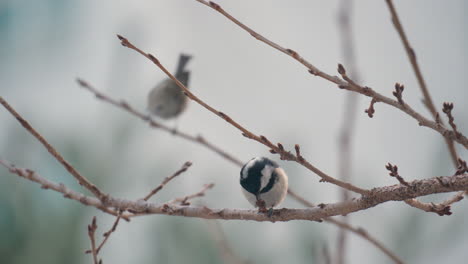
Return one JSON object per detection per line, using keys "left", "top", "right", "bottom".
{"left": 364, "top": 98, "right": 377, "bottom": 118}
{"left": 385, "top": 163, "right": 409, "bottom": 186}
{"left": 392, "top": 83, "right": 405, "bottom": 104}
{"left": 442, "top": 102, "right": 460, "bottom": 137}
{"left": 454, "top": 159, "right": 468, "bottom": 176}
{"left": 337, "top": 63, "right": 346, "bottom": 76}
{"left": 208, "top": 1, "right": 221, "bottom": 10}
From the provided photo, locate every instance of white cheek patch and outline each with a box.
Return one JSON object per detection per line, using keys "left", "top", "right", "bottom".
{"left": 260, "top": 165, "right": 274, "bottom": 191}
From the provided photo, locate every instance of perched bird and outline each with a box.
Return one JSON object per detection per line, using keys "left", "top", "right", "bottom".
{"left": 147, "top": 54, "right": 192, "bottom": 119}
{"left": 240, "top": 157, "right": 288, "bottom": 209}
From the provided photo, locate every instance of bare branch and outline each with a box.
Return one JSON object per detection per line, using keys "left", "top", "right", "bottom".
{"left": 192, "top": 0, "right": 468, "bottom": 150}
{"left": 288, "top": 189, "right": 404, "bottom": 264}
{"left": 76, "top": 78, "right": 243, "bottom": 167}
{"left": 384, "top": 0, "right": 460, "bottom": 166}
{"left": 116, "top": 35, "right": 369, "bottom": 196}
{"left": 85, "top": 212, "right": 123, "bottom": 255}
{"left": 0, "top": 96, "right": 108, "bottom": 201}
{"left": 326, "top": 218, "right": 404, "bottom": 264}
{"left": 385, "top": 162, "right": 463, "bottom": 216}
{"left": 206, "top": 220, "right": 250, "bottom": 264}
{"left": 0, "top": 159, "right": 130, "bottom": 220}
{"left": 2, "top": 159, "right": 468, "bottom": 222}
{"left": 385, "top": 163, "right": 409, "bottom": 186}
{"left": 442, "top": 102, "right": 462, "bottom": 138}
{"left": 167, "top": 183, "right": 215, "bottom": 206}
{"left": 142, "top": 161, "right": 192, "bottom": 201}
{"left": 87, "top": 216, "right": 100, "bottom": 264}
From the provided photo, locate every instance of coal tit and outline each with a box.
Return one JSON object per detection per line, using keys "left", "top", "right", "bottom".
{"left": 240, "top": 157, "right": 288, "bottom": 209}
{"left": 147, "top": 54, "right": 192, "bottom": 119}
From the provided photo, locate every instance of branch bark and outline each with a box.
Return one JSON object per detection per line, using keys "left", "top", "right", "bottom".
{"left": 2, "top": 159, "right": 467, "bottom": 222}
{"left": 192, "top": 0, "right": 468, "bottom": 150}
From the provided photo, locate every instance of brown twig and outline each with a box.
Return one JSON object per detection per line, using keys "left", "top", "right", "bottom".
{"left": 288, "top": 189, "right": 404, "bottom": 264}
{"left": 142, "top": 161, "right": 192, "bottom": 201}
{"left": 384, "top": 0, "right": 460, "bottom": 166}
{"left": 116, "top": 34, "right": 369, "bottom": 196}
{"left": 365, "top": 98, "right": 377, "bottom": 118}
{"left": 0, "top": 159, "right": 130, "bottom": 220}
{"left": 0, "top": 96, "right": 107, "bottom": 201}
{"left": 87, "top": 216, "right": 100, "bottom": 264}
{"left": 442, "top": 102, "right": 461, "bottom": 137}
{"left": 168, "top": 183, "right": 215, "bottom": 205}
{"left": 76, "top": 78, "right": 243, "bottom": 167}
{"left": 326, "top": 218, "right": 404, "bottom": 264}
{"left": 206, "top": 220, "right": 250, "bottom": 264}
{"left": 385, "top": 163, "right": 409, "bottom": 186}
{"left": 85, "top": 212, "right": 123, "bottom": 255}
{"left": 385, "top": 163, "right": 460, "bottom": 216}
{"left": 192, "top": 0, "right": 468, "bottom": 150}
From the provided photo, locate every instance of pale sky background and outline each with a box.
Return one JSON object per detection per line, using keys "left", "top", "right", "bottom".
{"left": 0, "top": 1, "right": 467, "bottom": 264}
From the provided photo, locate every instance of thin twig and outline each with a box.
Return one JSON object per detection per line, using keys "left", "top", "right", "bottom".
{"left": 0, "top": 96, "right": 107, "bottom": 201}
{"left": 442, "top": 102, "right": 461, "bottom": 137}
{"left": 385, "top": 163, "right": 462, "bottom": 216}
{"left": 76, "top": 78, "right": 243, "bottom": 167}
{"left": 288, "top": 189, "right": 404, "bottom": 264}
{"left": 192, "top": 0, "right": 468, "bottom": 149}
{"left": 326, "top": 218, "right": 403, "bottom": 264}
{"left": 0, "top": 159, "right": 130, "bottom": 220}
{"left": 116, "top": 35, "right": 369, "bottom": 196}
{"left": 384, "top": 0, "right": 459, "bottom": 166}
{"left": 85, "top": 213, "right": 123, "bottom": 255}
{"left": 206, "top": 220, "right": 249, "bottom": 264}
{"left": 167, "top": 183, "right": 215, "bottom": 205}
{"left": 87, "top": 216, "right": 100, "bottom": 264}
{"left": 142, "top": 161, "right": 192, "bottom": 201}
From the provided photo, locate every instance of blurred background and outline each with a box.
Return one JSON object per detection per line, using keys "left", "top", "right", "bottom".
{"left": 1, "top": 0, "right": 467, "bottom": 263}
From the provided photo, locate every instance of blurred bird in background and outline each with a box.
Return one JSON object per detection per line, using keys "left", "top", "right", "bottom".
{"left": 147, "top": 54, "right": 192, "bottom": 119}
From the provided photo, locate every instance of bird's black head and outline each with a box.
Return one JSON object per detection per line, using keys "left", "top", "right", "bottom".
{"left": 240, "top": 157, "right": 279, "bottom": 195}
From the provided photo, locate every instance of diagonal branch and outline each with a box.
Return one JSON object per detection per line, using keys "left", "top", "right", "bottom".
{"left": 288, "top": 189, "right": 404, "bottom": 264}
{"left": 0, "top": 159, "right": 129, "bottom": 220}
{"left": 192, "top": 0, "right": 468, "bottom": 150}
{"left": 0, "top": 96, "right": 108, "bottom": 201}
{"left": 142, "top": 161, "right": 192, "bottom": 201}
{"left": 77, "top": 78, "right": 243, "bottom": 167}
{"left": 116, "top": 34, "right": 369, "bottom": 196}
{"left": 384, "top": 0, "right": 459, "bottom": 166}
